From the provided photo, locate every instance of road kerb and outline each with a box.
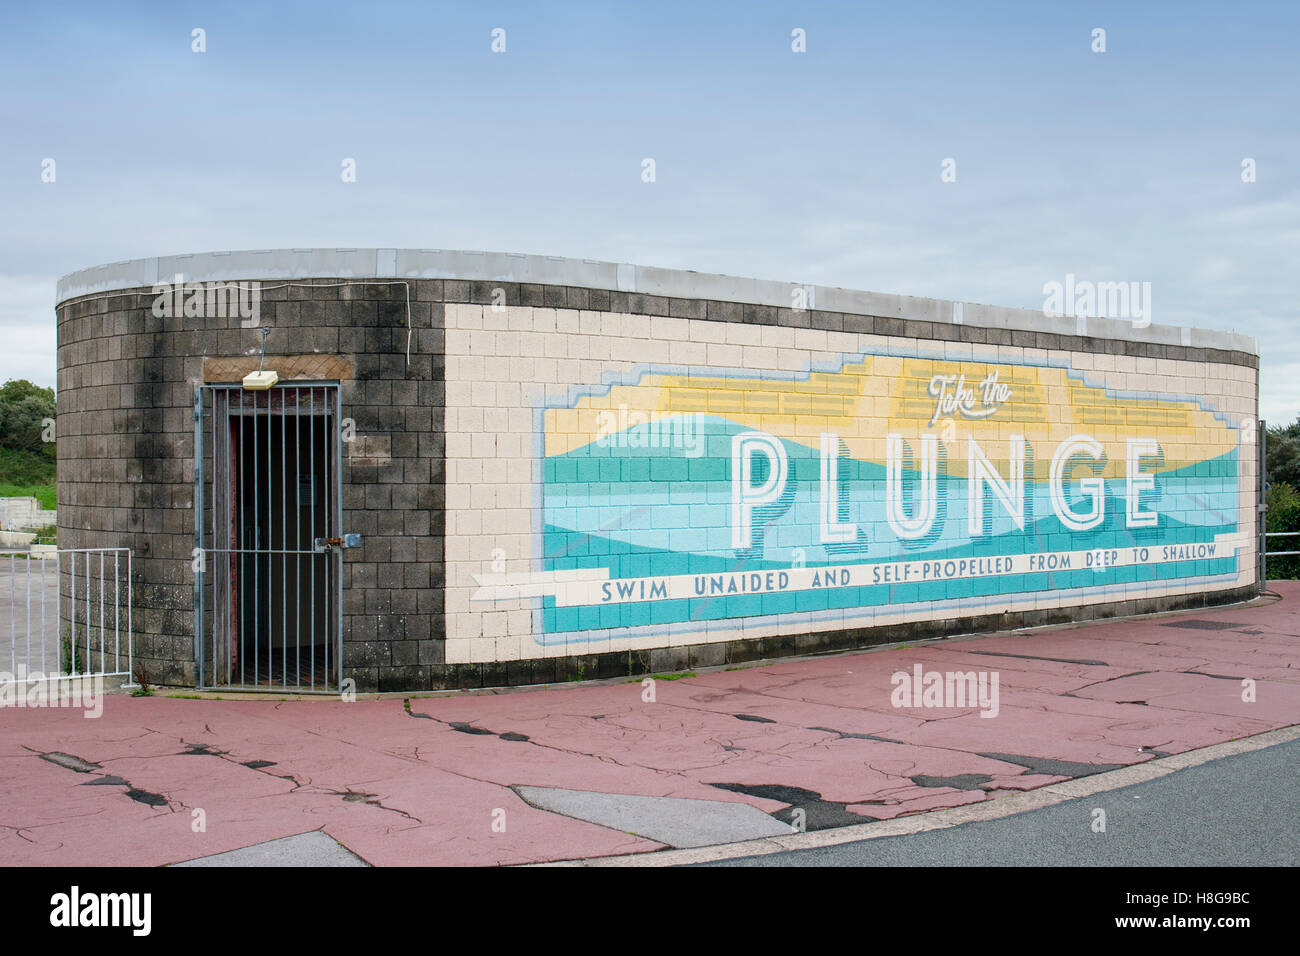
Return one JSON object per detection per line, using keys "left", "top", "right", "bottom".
{"left": 540, "top": 723, "right": 1300, "bottom": 867}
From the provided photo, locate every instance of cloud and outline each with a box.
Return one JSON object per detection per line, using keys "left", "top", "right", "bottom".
{"left": 0, "top": 276, "right": 57, "bottom": 389}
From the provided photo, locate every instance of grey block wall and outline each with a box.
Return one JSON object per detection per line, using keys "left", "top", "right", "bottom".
{"left": 56, "top": 279, "right": 446, "bottom": 690}
{"left": 55, "top": 270, "right": 1260, "bottom": 691}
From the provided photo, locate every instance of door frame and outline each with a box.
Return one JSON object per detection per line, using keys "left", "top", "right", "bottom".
{"left": 194, "top": 382, "right": 343, "bottom": 691}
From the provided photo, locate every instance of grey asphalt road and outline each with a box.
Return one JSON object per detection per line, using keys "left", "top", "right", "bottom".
{"left": 703, "top": 738, "right": 1300, "bottom": 866}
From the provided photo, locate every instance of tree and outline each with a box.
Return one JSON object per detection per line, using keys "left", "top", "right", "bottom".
{"left": 0, "top": 379, "right": 56, "bottom": 456}
{"left": 1265, "top": 421, "right": 1300, "bottom": 489}
{"left": 1266, "top": 482, "right": 1300, "bottom": 579}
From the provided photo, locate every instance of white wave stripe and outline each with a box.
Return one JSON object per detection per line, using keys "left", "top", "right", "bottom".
{"left": 470, "top": 532, "right": 1249, "bottom": 608}
{"left": 471, "top": 569, "right": 610, "bottom": 602}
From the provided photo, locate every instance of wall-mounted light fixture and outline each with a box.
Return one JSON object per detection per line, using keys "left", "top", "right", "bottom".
{"left": 242, "top": 328, "right": 278, "bottom": 390}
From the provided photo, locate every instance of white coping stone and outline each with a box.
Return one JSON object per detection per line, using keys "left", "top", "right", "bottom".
{"left": 55, "top": 248, "right": 1257, "bottom": 355}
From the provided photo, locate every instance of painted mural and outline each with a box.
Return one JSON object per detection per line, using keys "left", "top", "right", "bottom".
{"left": 529, "top": 352, "right": 1243, "bottom": 643}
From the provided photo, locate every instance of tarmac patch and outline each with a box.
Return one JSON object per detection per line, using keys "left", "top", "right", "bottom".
{"left": 173, "top": 831, "right": 368, "bottom": 867}
{"left": 910, "top": 773, "right": 993, "bottom": 791}
{"left": 710, "top": 782, "right": 867, "bottom": 830}
{"left": 514, "top": 785, "right": 795, "bottom": 848}
{"left": 978, "top": 752, "right": 1127, "bottom": 779}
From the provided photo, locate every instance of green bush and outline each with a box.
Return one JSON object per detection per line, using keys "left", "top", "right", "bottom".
{"left": 1265, "top": 482, "right": 1300, "bottom": 579}
{"left": 0, "top": 380, "right": 55, "bottom": 454}
{"left": 0, "top": 448, "right": 55, "bottom": 487}
{"left": 1266, "top": 426, "right": 1300, "bottom": 489}
{"left": 0, "top": 380, "right": 56, "bottom": 497}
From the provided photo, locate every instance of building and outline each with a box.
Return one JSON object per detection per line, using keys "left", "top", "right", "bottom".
{"left": 54, "top": 249, "right": 1261, "bottom": 692}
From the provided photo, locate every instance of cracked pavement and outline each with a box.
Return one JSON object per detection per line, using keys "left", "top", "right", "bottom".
{"left": 2, "top": 583, "right": 1299, "bottom": 866}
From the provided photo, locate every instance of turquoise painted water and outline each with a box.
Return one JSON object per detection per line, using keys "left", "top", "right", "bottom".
{"left": 539, "top": 415, "right": 1240, "bottom": 634}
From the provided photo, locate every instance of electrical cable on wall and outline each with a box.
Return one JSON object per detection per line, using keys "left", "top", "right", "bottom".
{"left": 76, "top": 279, "right": 416, "bottom": 366}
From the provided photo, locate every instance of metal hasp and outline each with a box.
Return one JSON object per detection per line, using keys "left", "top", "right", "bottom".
{"left": 313, "top": 534, "right": 361, "bottom": 554}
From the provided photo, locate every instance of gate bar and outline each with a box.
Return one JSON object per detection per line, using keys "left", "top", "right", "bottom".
{"left": 194, "top": 386, "right": 205, "bottom": 689}
{"left": 195, "top": 382, "right": 343, "bottom": 692}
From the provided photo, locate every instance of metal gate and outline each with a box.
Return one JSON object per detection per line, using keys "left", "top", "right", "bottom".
{"left": 195, "top": 384, "right": 342, "bottom": 691}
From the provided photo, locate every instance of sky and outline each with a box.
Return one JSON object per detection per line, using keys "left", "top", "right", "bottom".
{"left": 1, "top": 0, "right": 1297, "bottom": 421}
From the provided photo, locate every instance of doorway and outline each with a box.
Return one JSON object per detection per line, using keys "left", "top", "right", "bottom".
{"left": 196, "top": 384, "right": 341, "bottom": 690}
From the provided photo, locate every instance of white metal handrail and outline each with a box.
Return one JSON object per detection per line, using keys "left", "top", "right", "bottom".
{"left": 0, "top": 547, "right": 132, "bottom": 686}
{"left": 1263, "top": 530, "right": 1300, "bottom": 558}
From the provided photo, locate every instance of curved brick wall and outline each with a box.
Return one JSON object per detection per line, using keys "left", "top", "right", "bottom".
{"left": 56, "top": 279, "right": 442, "bottom": 688}
{"left": 55, "top": 250, "right": 1261, "bottom": 691}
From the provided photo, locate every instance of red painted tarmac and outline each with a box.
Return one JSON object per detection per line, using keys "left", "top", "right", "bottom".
{"left": 3, "top": 584, "right": 1298, "bottom": 866}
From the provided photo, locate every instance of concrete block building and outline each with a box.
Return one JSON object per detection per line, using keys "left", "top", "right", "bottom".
{"left": 55, "top": 249, "right": 1262, "bottom": 692}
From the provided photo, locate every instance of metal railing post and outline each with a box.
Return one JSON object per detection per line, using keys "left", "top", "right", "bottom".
{"left": 194, "top": 386, "right": 205, "bottom": 689}
{"left": 1259, "top": 419, "right": 1267, "bottom": 591}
